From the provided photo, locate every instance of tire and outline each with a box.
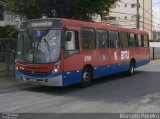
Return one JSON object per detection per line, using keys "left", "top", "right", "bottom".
{"left": 81, "top": 67, "right": 92, "bottom": 88}
{"left": 128, "top": 61, "right": 135, "bottom": 75}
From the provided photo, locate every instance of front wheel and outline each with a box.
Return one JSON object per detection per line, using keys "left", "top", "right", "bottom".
{"left": 81, "top": 67, "right": 93, "bottom": 88}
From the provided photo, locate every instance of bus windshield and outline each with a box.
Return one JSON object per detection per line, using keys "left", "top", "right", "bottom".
{"left": 16, "top": 30, "right": 61, "bottom": 63}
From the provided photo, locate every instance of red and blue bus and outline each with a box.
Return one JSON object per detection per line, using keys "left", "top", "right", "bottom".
{"left": 15, "top": 18, "right": 150, "bottom": 87}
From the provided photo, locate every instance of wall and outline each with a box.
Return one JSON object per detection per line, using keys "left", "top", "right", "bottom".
{"left": 150, "top": 42, "right": 160, "bottom": 47}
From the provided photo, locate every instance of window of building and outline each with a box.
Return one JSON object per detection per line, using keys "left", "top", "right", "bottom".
{"left": 119, "top": 32, "right": 128, "bottom": 48}
{"left": 96, "top": 30, "right": 109, "bottom": 48}
{"left": 125, "top": 4, "right": 127, "bottom": 7}
{"left": 109, "top": 31, "right": 119, "bottom": 48}
{"left": 124, "top": 16, "right": 127, "bottom": 20}
{"left": 129, "top": 33, "right": 136, "bottom": 47}
{"left": 131, "top": 15, "right": 137, "bottom": 20}
{"left": 81, "top": 28, "right": 96, "bottom": 49}
{"left": 131, "top": 3, "right": 137, "bottom": 8}
{"left": 105, "top": 16, "right": 116, "bottom": 21}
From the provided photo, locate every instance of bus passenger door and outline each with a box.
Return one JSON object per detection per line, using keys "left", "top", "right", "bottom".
{"left": 62, "top": 26, "right": 82, "bottom": 85}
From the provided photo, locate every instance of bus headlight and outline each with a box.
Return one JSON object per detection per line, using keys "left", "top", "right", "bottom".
{"left": 54, "top": 68, "right": 58, "bottom": 73}
{"left": 53, "top": 61, "right": 60, "bottom": 73}
{"left": 16, "top": 67, "right": 19, "bottom": 70}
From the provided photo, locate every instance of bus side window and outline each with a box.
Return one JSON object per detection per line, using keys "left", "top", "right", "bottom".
{"left": 141, "top": 35, "right": 144, "bottom": 47}
{"left": 129, "top": 33, "right": 136, "bottom": 48}
{"left": 96, "top": 30, "right": 108, "bottom": 48}
{"left": 64, "top": 30, "right": 79, "bottom": 57}
{"left": 109, "top": 31, "right": 119, "bottom": 48}
{"left": 135, "top": 34, "right": 139, "bottom": 47}
{"left": 81, "top": 28, "right": 96, "bottom": 50}
{"left": 144, "top": 35, "right": 149, "bottom": 47}
{"left": 65, "top": 31, "right": 79, "bottom": 50}
{"left": 137, "top": 34, "right": 142, "bottom": 47}
{"left": 119, "top": 32, "right": 128, "bottom": 48}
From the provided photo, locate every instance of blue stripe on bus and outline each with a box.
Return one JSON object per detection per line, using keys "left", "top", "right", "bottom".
{"left": 136, "top": 59, "right": 150, "bottom": 68}
{"left": 16, "top": 59, "right": 149, "bottom": 86}
{"left": 62, "top": 70, "right": 82, "bottom": 86}
{"left": 93, "top": 62, "right": 130, "bottom": 79}
{"left": 16, "top": 70, "right": 61, "bottom": 78}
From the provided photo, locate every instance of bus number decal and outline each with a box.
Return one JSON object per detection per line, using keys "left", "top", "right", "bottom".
{"left": 102, "top": 54, "right": 107, "bottom": 61}
{"left": 121, "top": 51, "right": 129, "bottom": 60}
{"left": 114, "top": 52, "right": 118, "bottom": 61}
{"left": 84, "top": 56, "right": 92, "bottom": 62}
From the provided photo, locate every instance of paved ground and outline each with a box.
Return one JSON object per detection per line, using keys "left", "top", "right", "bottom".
{"left": 0, "top": 60, "right": 160, "bottom": 113}
{"left": 0, "top": 76, "right": 20, "bottom": 89}
{"left": 0, "top": 76, "right": 35, "bottom": 94}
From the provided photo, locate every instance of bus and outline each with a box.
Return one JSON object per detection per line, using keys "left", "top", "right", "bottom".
{"left": 15, "top": 18, "right": 150, "bottom": 87}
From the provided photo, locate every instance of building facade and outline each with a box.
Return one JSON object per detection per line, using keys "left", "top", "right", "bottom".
{"left": 106, "top": 0, "right": 152, "bottom": 40}
{"left": 0, "top": 11, "right": 21, "bottom": 27}
{"left": 0, "top": 2, "right": 21, "bottom": 27}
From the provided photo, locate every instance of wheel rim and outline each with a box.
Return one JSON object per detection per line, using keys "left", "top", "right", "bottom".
{"left": 130, "top": 64, "right": 134, "bottom": 74}
{"left": 83, "top": 71, "right": 91, "bottom": 82}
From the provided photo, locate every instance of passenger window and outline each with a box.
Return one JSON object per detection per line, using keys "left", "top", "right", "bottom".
{"left": 109, "top": 31, "right": 119, "bottom": 48}
{"left": 119, "top": 32, "right": 128, "bottom": 48}
{"left": 137, "top": 34, "right": 142, "bottom": 47}
{"left": 65, "top": 31, "right": 79, "bottom": 50}
{"left": 97, "top": 30, "right": 109, "bottom": 48}
{"left": 129, "top": 33, "right": 136, "bottom": 47}
{"left": 81, "top": 28, "right": 96, "bottom": 49}
{"left": 64, "top": 30, "right": 79, "bottom": 57}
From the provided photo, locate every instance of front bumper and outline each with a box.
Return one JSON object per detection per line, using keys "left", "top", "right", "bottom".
{"left": 16, "top": 71, "right": 63, "bottom": 86}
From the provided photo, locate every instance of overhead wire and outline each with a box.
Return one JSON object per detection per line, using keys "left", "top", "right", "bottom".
{"left": 117, "top": 1, "right": 160, "bottom": 28}
{"left": 110, "top": 10, "right": 159, "bottom": 26}
{"left": 113, "top": 17, "right": 159, "bottom": 30}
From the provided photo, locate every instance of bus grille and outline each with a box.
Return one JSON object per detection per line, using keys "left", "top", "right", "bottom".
{"left": 18, "top": 70, "right": 51, "bottom": 77}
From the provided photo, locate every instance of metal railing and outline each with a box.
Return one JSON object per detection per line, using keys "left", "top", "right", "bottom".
{"left": 150, "top": 47, "right": 160, "bottom": 60}
{"left": 0, "top": 38, "right": 16, "bottom": 76}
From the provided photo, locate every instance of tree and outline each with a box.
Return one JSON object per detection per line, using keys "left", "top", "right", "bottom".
{"left": 2, "top": 0, "right": 118, "bottom": 21}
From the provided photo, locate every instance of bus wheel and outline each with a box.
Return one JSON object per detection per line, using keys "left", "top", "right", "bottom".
{"left": 128, "top": 61, "right": 135, "bottom": 75}
{"left": 81, "top": 67, "right": 92, "bottom": 88}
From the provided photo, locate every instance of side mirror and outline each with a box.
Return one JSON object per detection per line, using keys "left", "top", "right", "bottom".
{"left": 67, "top": 32, "right": 72, "bottom": 41}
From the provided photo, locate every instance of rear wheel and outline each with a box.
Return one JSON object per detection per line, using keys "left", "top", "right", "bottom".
{"left": 81, "top": 67, "right": 92, "bottom": 88}
{"left": 128, "top": 61, "right": 135, "bottom": 75}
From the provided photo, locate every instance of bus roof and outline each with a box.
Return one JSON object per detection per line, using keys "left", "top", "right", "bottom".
{"left": 26, "top": 18, "right": 148, "bottom": 35}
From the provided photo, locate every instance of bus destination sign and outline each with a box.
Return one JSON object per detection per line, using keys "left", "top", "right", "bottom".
{"left": 20, "top": 19, "right": 63, "bottom": 29}
{"left": 28, "top": 21, "right": 53, "bottom": 28}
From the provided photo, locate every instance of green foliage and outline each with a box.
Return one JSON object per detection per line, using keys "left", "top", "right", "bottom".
{"left": 0, "top": 25, "right": 18, "bottom": 38}
{"left": 3, "top": 0, "right": 118, "bottom": 21}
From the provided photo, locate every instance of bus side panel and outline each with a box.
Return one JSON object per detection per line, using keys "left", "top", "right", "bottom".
{"left": 94, "top": 48, "right": 130, "bottom": 79}
{"left": 63, "top": 50, "right": 98, "bottom": 86}
{"left": 95, "top": 49, "right": 111, "bottom": 78}
{"left": 135, "top": 48, "right": 150, "bottom": 68}
{"left": 93, "top": 62, "right": 129, "bottom": 79}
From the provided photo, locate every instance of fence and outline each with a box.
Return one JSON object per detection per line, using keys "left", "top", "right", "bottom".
{"left": 150, "top": 47, "right": 160, "bottom": 60}
{"left": 0, "top": 38, "right": 17, "bottom": 76}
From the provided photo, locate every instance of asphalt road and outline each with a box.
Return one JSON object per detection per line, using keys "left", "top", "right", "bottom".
{"left": 0, "top": 60, "right": 160, "bottom": 113}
